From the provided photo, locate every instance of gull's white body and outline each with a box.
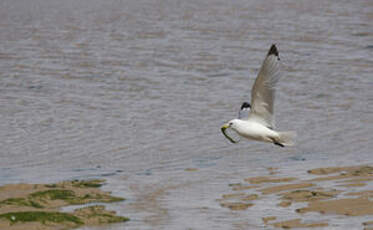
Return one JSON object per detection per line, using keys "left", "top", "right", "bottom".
{"left": 229, "top": 119, "right": 279, "bottom": 143}
{"left": 222, "top": 44, "right": 295, "bottom": 147}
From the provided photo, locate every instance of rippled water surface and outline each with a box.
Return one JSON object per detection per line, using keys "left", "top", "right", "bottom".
{"left": 0, "top": 0, "right": 372, "bottom": 229}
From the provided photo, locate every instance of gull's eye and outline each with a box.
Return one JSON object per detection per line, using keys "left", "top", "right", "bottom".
{"left": 229, "top": 122, "right": 233, "bottom": 126}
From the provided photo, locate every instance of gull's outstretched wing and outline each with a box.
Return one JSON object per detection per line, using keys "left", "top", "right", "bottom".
{"left": 248, "top": 44, "right": 281, "bottom": 129}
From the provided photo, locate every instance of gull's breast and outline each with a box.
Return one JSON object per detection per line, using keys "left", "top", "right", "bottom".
{"left": 235, "top": 121, "right": 277, "bottom": 142}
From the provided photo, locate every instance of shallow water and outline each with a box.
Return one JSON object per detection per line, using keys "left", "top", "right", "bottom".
{"left": 0, "top": 0, "right": 372, "bottom": 229}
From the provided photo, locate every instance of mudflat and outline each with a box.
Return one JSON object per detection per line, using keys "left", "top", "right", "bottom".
{"left": 0, "top": 179, "right": 128, "bottom": 230}
{"left": 218, "top": 165, "right": 373, "bottom": 229}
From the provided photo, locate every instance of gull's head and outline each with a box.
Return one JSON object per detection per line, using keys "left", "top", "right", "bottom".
{"left": 221, "top": 119, "right": 240, "bottom": 143}
{"left": 222, "top": 119, "right": 240, "bottom": 130}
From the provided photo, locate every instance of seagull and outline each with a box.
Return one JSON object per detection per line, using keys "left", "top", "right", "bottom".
{"left": 221, "top": 44, "right": 295, "bottom": 147}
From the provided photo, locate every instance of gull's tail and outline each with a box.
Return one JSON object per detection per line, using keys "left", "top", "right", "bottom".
{"left": 276, "top": 131, "right": 296, "bottom": 146}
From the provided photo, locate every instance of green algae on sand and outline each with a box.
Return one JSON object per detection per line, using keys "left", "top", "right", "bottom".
{"left": 0, "top": 211, "right": 83, "bottom": 226}
{"left": 74, "top": 205, "right": 130, "bottom": 224}
{"left": 71, "top": 179, "right": 105, "bottom": 188}
{"left": 29, "top": 188, "right": 124, "bottom": 205}
{"left": 0, "top": 180, "right": 129, "bottom": 230}
{"left": 0, "top": 198, "right": 44, "bottom": 209}
{"left": 30, "top": 189, "right": 76, "bottom": 201}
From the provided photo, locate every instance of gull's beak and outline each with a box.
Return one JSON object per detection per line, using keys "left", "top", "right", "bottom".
{"left": 221, "top": 123, "right": 230, "bottom": 130}
{"left": 221, "top": 123, "right": 239, "bottom": 144}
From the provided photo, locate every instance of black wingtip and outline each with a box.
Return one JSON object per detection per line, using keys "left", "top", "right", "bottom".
{"left": 240, "top": 102, "right": 251, "bottom": 110}
{"left": 267, "top": 44, "right": 280, "bottom": 60}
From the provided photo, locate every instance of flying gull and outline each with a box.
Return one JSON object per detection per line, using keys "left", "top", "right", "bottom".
{"left": 221, "top": 44, "right": 295, "bottom": 147}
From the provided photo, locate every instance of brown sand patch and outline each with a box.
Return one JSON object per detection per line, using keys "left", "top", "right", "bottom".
{"left": 241, "top": 194, "right": 259, "bottom": 201}
{"left": 260, "top": 183, "right": 314, "bottom": 195}
{"left": 245, "top": 176, "right": 296, "bottom": 184}
{"left": 222, "top": 193, "right": 246, "bottom": 199}
{"left": 0, "top": 184, "right": 36, "bottom": 200}
{"left": 217, "top": 194, "right": 258, "bottom": 204}
{"left": 308, "top": 165, "right": 373, "bottom": 175}
{"left": 308, "top": 175, "right": 350, "bottom": 182}
{"left": 267, "top": 167, "right": 279, "bottom": 175}
{"left": 221, "top": 193, "right": 258, "bottom": 201}
{"left": 271, "top": 218, "right": 328, "bottom": 228}
{"left": 338, "top": 183, "right": 366, "bottom": 187}
{"left": 262, "top": 216, "right": 276, "bottom": 224}
{"left": 339, "top": 177, "right": 373, "bottom": 183}
{"left": 231, "top": 184, "right": 258, "bottom": 191}
{"left": 308, "top": 165, "right": 373, "bottom": 182}
{"left": 277, "top": 201, "right": 291, "bottom": 207}
{"left": 220, "top": 202, "right": 253, "bottom": 211}
{"left": 184, "top": 168, "right": 198, "bottom": 172}
{"left": 346, "top": 190, "right": 373, "bottom": 197}
{"left": 308, "top": 166, "right": 354, "bottom": 175}
{"left": 281, "top": 189, "right": 340, "bottom": 202}
{"left": 297, "top": 197, "right": 373, "bottom": 216}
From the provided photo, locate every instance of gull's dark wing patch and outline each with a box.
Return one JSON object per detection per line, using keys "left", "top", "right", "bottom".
{"left": 267, "top": 44, "right": 280, "bottom": 60}
{"left": 238, "top": 102, "right": 251, "bottom": 119}
{"left": 241, "top": 102, "right": 251, "bottom": 110}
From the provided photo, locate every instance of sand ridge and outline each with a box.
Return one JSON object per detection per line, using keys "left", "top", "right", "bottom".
{"left": 218, "top": 164, "right": 373, "bottom": 229}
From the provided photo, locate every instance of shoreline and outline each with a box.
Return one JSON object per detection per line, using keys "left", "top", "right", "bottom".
{"left": 1, "top": 165, "right": 373, "bottom": 229}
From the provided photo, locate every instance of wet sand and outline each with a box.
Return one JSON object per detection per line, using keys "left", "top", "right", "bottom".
{"left": 1, "top": 166, "right": 373, "bottom": 229}
{"left": 218, "top": 165, "right": 373, "bottom": 229}
{"left": 0, "top": 180, "right": 128, "bottom": 230}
